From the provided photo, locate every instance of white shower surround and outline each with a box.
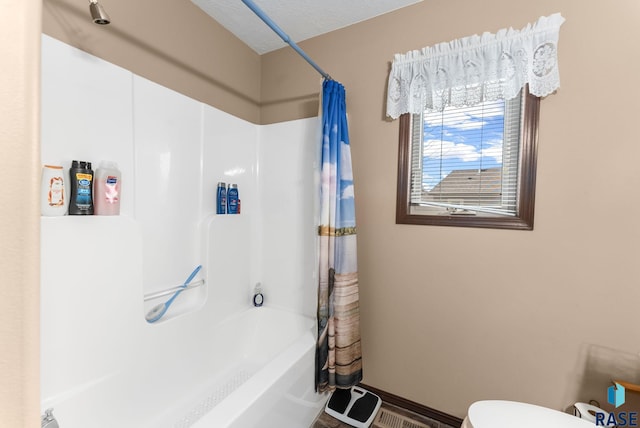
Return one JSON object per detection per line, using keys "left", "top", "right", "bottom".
{"left": 40, "top": 34, "right": 325, "bottom": 427}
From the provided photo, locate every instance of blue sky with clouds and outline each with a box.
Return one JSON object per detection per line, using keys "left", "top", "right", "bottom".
{"left": 320, "top": 129, "right": 356, "bottom": 230}
{"left": 421, "top": 100, "right": 505, "bottom": 191}
{"left": 338, "top": 140, "right": 356, "bottom": 228}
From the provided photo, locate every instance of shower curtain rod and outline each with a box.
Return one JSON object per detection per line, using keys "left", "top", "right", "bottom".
{"left": 241, "top": 0, "right": 332, "bottom": 80}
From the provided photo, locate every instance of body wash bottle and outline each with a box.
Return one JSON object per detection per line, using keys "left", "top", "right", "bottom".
{"left": 94, "top": 161, "right": 121, "bottom": 215}
{"left": 69, "top": 160, "right": 94, "bottom": 215}
{"left": 227, "top": 184, "right": 239, "bottom": 214}
{"left": 41, "top": 165, "right": 68, "bottom": 216}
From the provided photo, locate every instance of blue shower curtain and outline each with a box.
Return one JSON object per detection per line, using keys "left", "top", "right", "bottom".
{"left": 316, "top": 79, "right": 362, "bottom": 392}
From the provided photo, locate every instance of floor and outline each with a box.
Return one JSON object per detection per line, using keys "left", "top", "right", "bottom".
{"left": 311, "top": 401, "right": 459, "bottom": 428}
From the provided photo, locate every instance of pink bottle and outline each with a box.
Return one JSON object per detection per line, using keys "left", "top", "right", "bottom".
{"left": 94, "top": 161, "right": 121, "bottom": 215}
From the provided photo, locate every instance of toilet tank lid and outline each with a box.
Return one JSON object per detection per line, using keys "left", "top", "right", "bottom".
{"left": 468, "top": 400, "right": 595, "bottom": 428}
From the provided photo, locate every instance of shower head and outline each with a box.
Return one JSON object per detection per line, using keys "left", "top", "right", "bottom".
{"left": 89, "top": 0, "right": 110, "bottom": 25}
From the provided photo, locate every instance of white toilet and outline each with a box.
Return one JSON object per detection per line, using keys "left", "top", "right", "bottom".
{"left": 462, "top": 400, "right": 596, "bottom": 428}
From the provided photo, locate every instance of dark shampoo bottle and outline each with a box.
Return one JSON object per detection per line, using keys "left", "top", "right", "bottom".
{"left": 69, "top": 160, "right": 94, "bottom": 215}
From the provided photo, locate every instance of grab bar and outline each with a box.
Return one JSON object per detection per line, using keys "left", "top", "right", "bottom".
{"left": 143, "top": 279, "right": 205, "bottom": 302}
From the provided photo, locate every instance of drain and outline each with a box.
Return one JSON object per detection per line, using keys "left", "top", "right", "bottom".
{"left": 373, "top": 408, "right": 433, "bottom": 428}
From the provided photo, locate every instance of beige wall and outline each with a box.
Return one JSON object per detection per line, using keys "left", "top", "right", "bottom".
{"left": 9, "top": 0, "right": 638, "bottom": 423}
{"left": 43, "top": 0, "right": 262, "bottom": 123}
{"left": 262, "top": 0, "right": 640, "bottom": 417}
{"left": 0, "top": 0, "right": 41, "bottom": 426}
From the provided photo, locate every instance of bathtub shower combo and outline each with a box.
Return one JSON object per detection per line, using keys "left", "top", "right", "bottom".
{"left": 41, "top": 304, "right": 321, "bottom": 428}
{"left": 40, "top": 34, "right": 327, "bottom": 427}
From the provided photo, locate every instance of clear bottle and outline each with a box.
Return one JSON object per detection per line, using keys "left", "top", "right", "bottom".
{"left": 94, "top": 161, "right": 121, "bottom": 215}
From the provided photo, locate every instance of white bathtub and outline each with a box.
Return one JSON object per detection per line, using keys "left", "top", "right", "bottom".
{"left": 44, "top": 307, "right": 328, "bottom": 428}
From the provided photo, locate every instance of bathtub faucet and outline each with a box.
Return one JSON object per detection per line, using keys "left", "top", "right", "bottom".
{"left": 41, "top": 408, "right": 59, "bottom": 428}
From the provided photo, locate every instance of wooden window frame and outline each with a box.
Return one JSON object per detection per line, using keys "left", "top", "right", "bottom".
{"left": 396, "top": 89, "right": 540, "bottom": 230}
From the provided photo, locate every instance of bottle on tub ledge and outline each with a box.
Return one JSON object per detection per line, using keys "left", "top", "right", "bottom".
{"left": 94, "top": 161, "right": 122, "bottom": 215}
{"left": 227, "top": 184, "right": 239, "bottom": 214}
{"left": 69, "top": 160, "right": 94, "bottom": 215}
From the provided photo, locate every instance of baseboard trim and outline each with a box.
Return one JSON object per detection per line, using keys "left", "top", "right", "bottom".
{"left": 358, "top": 383, "right": 464, "bottom": 428}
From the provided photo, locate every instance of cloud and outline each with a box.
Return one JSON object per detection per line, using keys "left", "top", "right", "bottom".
{"left": 341, "top": 184, "right": 354, "bottom": 199}
{"left": 320, "top": 161, "right": 337, "bottom": 194}
{"left": 423, "top": 139, "right": 504, "bottom": 166}
{"left": 481, "top": 140, "right": 504, "bottom": 164}
{"left": 424, "top": 100, "right": 504, "bottom": 130}
{"left": 423, "top": 140, "right": 480, "bottom": 162}
{"left": 340, "top": 141, "right": 353, "bottom": 181}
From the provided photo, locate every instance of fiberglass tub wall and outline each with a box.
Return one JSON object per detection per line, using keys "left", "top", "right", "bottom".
{"left": 41, "top": 33, "right": 322, "bottom": 425}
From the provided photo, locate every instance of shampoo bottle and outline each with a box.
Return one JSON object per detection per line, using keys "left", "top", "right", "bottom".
{"left": 69, "top": 160, "right": 94, "bottom": 215}
{"left": 41, "top": 165, "right": 68, "bottom": 216}
{"left": 216, "top": 182, "right": 226, "bottom": 214}
{"left": 227, "top": 184, "right": 239, "bottom": 214}
{"left": 94, "top": 161, "right": 121, "bottom": 215}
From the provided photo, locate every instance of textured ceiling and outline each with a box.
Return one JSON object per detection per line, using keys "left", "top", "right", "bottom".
{"left": 191, "top": 0, "right": 423, "bottom": 54}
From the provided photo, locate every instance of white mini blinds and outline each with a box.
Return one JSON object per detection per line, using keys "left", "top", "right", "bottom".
{"left": 386, "top": 13, "right": 565, "bottom": 119}
{"left": 409, "top": 91, "right": 523, "bottom": 217}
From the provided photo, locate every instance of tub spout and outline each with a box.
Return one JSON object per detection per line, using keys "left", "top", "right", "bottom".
{"left": 41, "top": 408, "right": 59, "bottom": 428}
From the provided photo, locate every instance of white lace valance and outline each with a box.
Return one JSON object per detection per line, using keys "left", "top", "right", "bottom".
{"left": 386, "top": 13, "right": 565, "bottom": 119}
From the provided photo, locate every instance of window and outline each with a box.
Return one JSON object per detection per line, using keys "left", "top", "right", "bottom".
{"left": 396, "top": 87, "right": 540, "bottom": 230}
